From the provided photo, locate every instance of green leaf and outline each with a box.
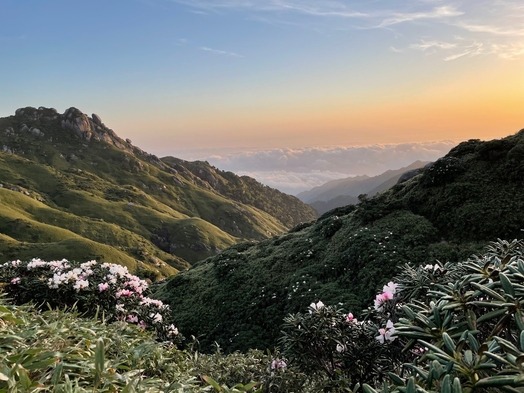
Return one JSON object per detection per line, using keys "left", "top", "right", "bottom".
{"left": 388, "top": 372, "right": 406, "bottom": 386}
{"left": 477, "top": 308, "right": 507, "bottom": 323}
{"left": 401, "top": 306, "right": 416, "bottom": 320}
{"left": 499, "top": 273, "right": 515, "bottom": 297}
{"left": 442, "top": 332, "right": 456, "bottom": 354}
{"left": 475, "top": 375, "right": 516, "bottom": 387}
{"left": 517, "top": 259, "right": 524, "bottom": 275}
{"left": 51, "top": 361, "right": 63, "bottom": 386}
{"left": 242, "top": 382, "right": 260, "bottom": 391}
{"left": 515, "top": 311, "right": 524, "bottom": 332}
{"left": 406, "top": 377, "right": 416, "bottom": 393}
{"left": 441, "top": 375, "right": 451, "bottom": 393}
{"left": 362, "top": 384, "right": 379, "bottom": 393}
{"left": 483, "top": 352, "right": 511, "bottom": 365}
{"left": 434, "top": 307, "right": 442, "bottom": 327}
{"left": 466, "top": 309, "right": 477, "bottom": 330}
{"left": 203, "top": 375, "right": 223, "bottom": 391}
{"left": 496, "top": 337, "right": 521, "bottom": 356}
{"left": 419, "top": 340, "right": 452, "bottom": 358}
{"left": 452, "top": 377, "right": 462, "bottom": 393}
{"left": 471, "top": 282, "right": 506, "bottom": 302}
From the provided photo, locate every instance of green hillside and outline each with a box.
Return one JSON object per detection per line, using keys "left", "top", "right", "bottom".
{"left": 0, "top": 106, "right": 317, "bottom": 277}
{"left": 155, "top": 129, "right": 524, "bottom": 352}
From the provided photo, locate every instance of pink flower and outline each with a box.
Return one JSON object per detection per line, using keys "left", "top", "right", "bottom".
{"left": 137, "top": 320, "right": 146, "bottom": 329}
{"left": 382, "top": 291, "right": 394, "bottom": 301}
{"left": 374, "top": 291, "right": 394, "bottom": 310}
{"left": 116, "top": 289, "right": 133, "bottom": 298}
{"left": 376, "top": 320, "right": 396, "bottom": 343}
{"left": 127, "top": 314, "right": 139, "bottom": 323}
{"left": 98, "top": 283, "right": 109, "bottom": 291}
{"left": 346, "top": 313, "right": 357, "bottom": 323}
{"left": 271, "top": 359, "right": 287, "bottom": 370}
{"left": 11, "top": 277, "right": 21, "bottom": 285}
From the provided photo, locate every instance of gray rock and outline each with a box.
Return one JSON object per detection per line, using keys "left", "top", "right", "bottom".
{"left": 30, "top": 127, "right": 43, "bottom": 137}
{"left": 20, "top": 124, "right": 29, "bottom": 133}
{"left": 92, "top": 113, "right": 103, "bottom": 126}
{"left": 61, "top": 110, "right": 94, "bottom": 140}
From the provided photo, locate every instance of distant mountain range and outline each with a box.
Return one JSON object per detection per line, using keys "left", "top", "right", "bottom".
{"left": 0, "top": 106, "right": 317, "bottom": 277}
{"left": 298, "top": 161, "right": 430, "bottom": 214}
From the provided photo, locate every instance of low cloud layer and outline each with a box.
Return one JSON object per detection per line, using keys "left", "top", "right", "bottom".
{"left": 167, "top": 141, "right": 457, "bottom": 195}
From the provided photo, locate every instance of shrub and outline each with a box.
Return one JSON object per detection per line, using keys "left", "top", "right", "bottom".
{"left": 0, "top": 258, "right": 182, "bottom": 343}
{"left": 279, "top": 284, "right": 411, "bottom": 392}
{"left": 348, "top": 239, "right": 524, "bottom": 393}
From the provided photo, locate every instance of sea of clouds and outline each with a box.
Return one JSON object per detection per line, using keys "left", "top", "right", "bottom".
{"left": 164, "top": 141, "right": 458, "bottom": 195}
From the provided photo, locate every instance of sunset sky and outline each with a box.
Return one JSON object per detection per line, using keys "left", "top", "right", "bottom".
{"left": 1, "top": 0, "right": 523, "bottom": 192}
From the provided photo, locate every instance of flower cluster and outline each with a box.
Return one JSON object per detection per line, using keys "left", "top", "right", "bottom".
{"left": 374, "top": 281, "right": 398, "bottom": 310}
{"left": 375, "top": 320, "right": 396, "bottom": 343}
{"left": 345, "top": 312, "right": 357, "bottom": 323}
{"left": 271, "top": 359, "right": 287, "bottom": 371}
{"left": 308, "top": 300, "right": 325, "bottom": 313}
{"left": 0, "top": 258, "right": 182, "bottom": 344}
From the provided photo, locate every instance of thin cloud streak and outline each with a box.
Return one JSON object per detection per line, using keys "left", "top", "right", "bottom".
{"left": 200, "top": 46, "right": 244, "bottom": 57}
{"left": 375, "top": 6, "right": 463, "bottom": 28}
{"left": 168, "top": 0, "right": 524, "bottom": 60}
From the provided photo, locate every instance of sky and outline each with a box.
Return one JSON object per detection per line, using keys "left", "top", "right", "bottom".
{"left": 1, "top": 0, "right": 523, "bottom": 194}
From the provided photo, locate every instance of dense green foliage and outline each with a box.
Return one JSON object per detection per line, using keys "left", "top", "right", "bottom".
{"left": 3, "top": 240, "right": 524, "bottom": 392}
{"left": 0, "top": 107, "right": 316, "bottom": 275}
{"left": 0, "top": 299, "right": 285, "bottom": 392}
{"left": 156, "top": 130, "right": 524, "bottom": 352}
{"left": 366, "top": 239, "right": 524, "bottom": 393}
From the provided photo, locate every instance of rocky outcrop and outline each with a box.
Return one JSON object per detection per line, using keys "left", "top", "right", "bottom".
{"left": 61, "top": 107, "right": 95, "bottom": 140}
{"left": 92, "top": 113, "right": 103, "bottom": 126}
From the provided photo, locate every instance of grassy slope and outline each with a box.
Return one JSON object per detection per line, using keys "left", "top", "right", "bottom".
{"left": 161, "top": 157, "right": 318, "bottom": 228}
{"left": 0, "top": 107, "right": 315, "bottom": 276}
{"left": 156, "top": 129, "right": 524, "bottom": 352}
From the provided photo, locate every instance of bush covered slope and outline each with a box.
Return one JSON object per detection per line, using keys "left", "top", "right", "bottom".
{"left": 0, "top": 107, "right": 317, "bottom": 276}
{"left": 156, "top": 129, "right": 524, "bottom": 352}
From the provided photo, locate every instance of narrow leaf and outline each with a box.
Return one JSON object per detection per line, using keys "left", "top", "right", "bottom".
{"left": 499, "top": 273, "right": 515, "bottom": 297}
{"left": 442, "top": 332, "right": 456, "bottom": 354}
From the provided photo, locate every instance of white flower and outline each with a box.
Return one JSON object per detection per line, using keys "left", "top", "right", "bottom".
{"left": 376, "top": 320, "right": 396, "bottom": 343}
{"left": 150, "top": 312, "right": 163, "bottom": 323}
{"left": 336, "top": 344, "right": 346, "bottom": 353}
{"left": 27, "top": 258, "right": 47, "bottom": 270}
{"left": 73, "top": 279, "right": 89, "bottom": 291}
{"left": 309, "top": 300, "right": 325, "bottom": 313}
{"left": 382, "top": 282, "right": 398, "bottom": 295}
{"left": 167, "top": 324, "right": 179, "bottom": 337}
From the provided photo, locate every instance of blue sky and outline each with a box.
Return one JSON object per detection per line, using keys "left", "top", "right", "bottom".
{"left": 1, "top": 0, "right": 523, "bottom": 176}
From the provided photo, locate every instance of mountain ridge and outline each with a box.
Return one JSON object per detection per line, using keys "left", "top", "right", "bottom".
{"left": 298, "top": 160, "right": 431, "bottom": 203}
{"left": 307, "top": 161, "right": 430, "bottom": 214}
{"left": 0, "top": 106, "right": 317, "bottom": 277}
